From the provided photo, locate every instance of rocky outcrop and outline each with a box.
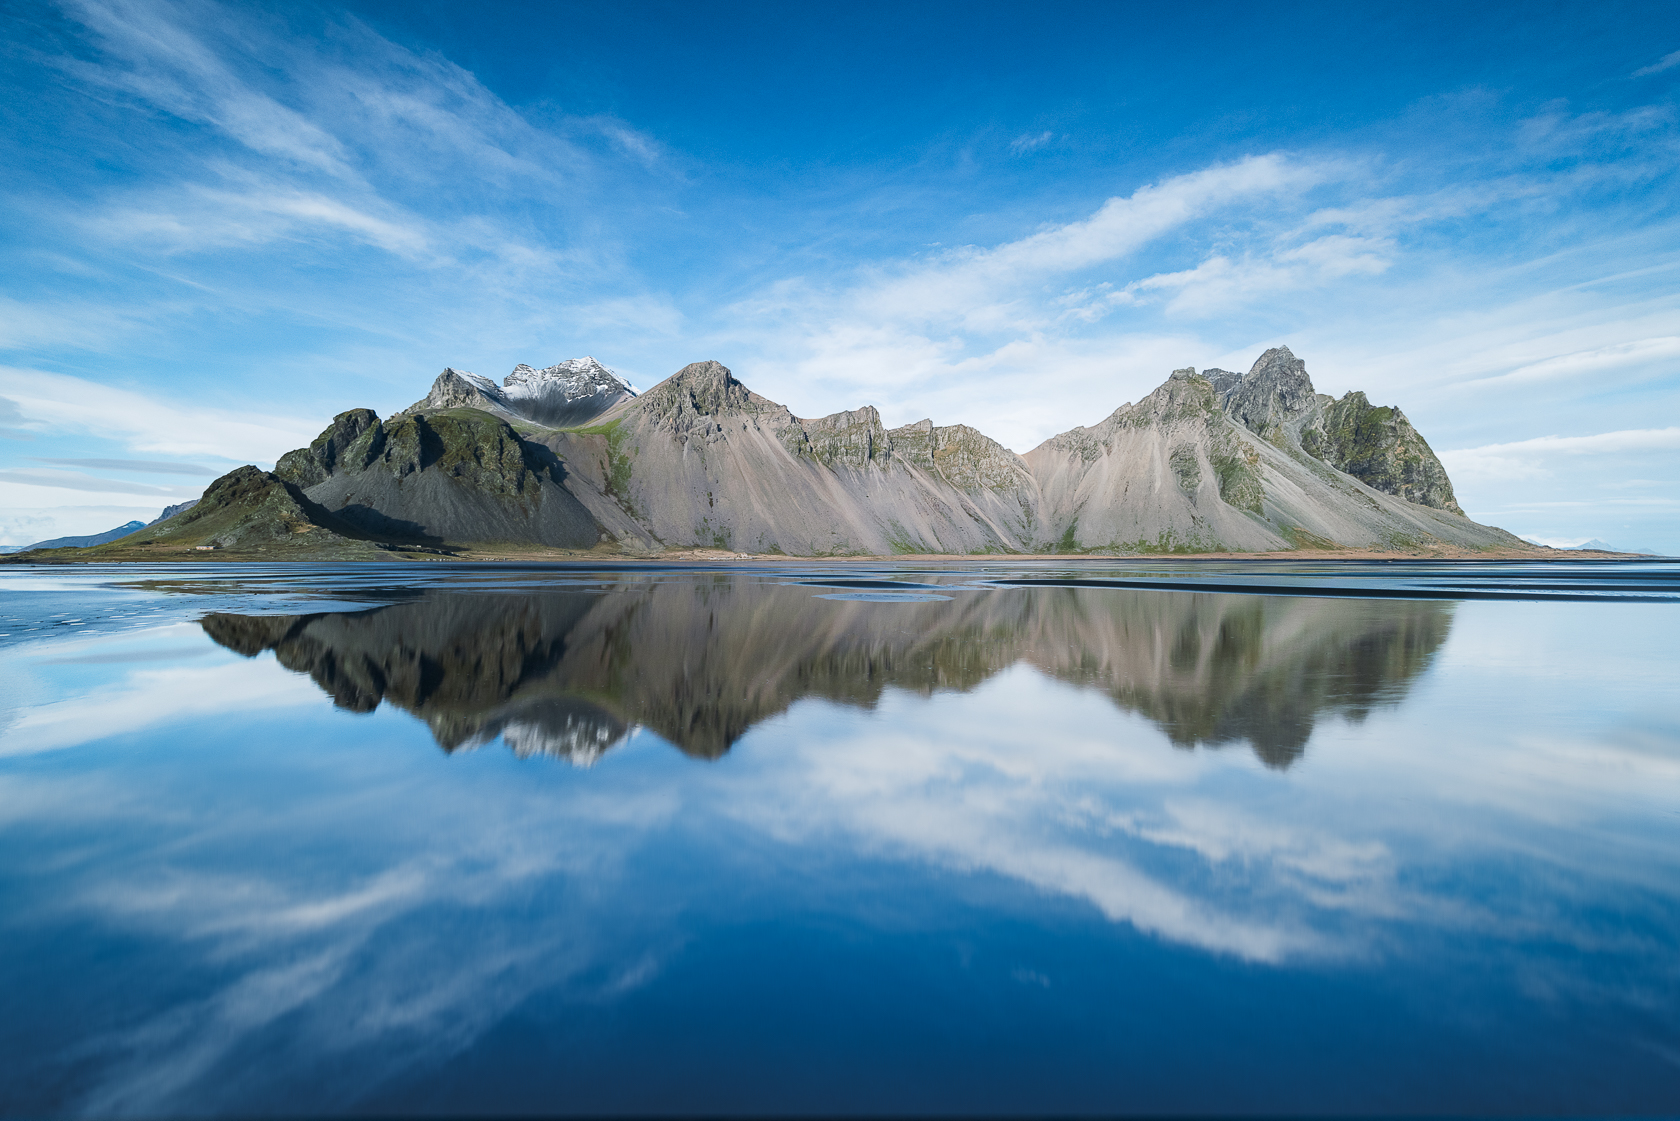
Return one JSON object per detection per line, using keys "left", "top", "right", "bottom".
{"left": 797, "top": 406, "right": 891, "bottom": 468}
{"left": 274, "top": 408, "right": 381, "bottom": 488}
{"left": 631, "top": 359, "right": 800, "bottom": 438}
{"left": 87, "top": 466, "right": 383, "bottom": 556}
{"left": 1018, "top": 361, "right": 1511, "bottom": 553}
{"left": 285, "top": 408, "right": 605, "bottom": 548}
{"left": 1220, "top": 348, "right": 1319, "bottom": 442}
{"left": 887, "top": 419, "right": 1038, "bottom": 494}
{"left": 149, "top": 499, "right": 199, "bottom": 525}
{"left": 1212, "top": 346, "right": 1463, "bottom": 514}
{"left": 1302, "top": 391, "right": 1462, "bottom": 513}
{"left": 537, "top": 361, "right": 1040, "bottom": 555}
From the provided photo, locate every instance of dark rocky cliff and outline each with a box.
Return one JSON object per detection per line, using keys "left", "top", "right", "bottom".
{"left": 78, "top": 465, "right": 384, "bottom": 556}
{"left": 278, "top": 407, "right": 601, "bottom": 548}
{"left": 1214, "top": 346, "right": 1463, "bottom": 514}
{"left": 1302, "top": 391, "right": 1462, "bottom": 513}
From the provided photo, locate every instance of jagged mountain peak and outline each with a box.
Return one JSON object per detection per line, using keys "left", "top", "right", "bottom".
{"left": 1193, "top": 350, "right": 1462, "bottom": 515}
{"left": 1222, "top": 347, "right": 1318, "bottom": 436}
{"left": 621, "top": 362, "right": 804, "bottom": 450}
{"left": 666, "top": 358, "right": 735, "bottom": 387}
{"left": 404, "top": 356, "right": 636, "bottom": 430}
{"left": 403, "top": 369, "right": 503, "bottom": 417}
{"left": 505, "top": 356, "right": 635, "bottom": 394}
{"left": 1201, "top": 367, "right": 1243, "bottom": 396}
{"left": 1253, "top": 343, "right": 1300, "bottom": 366}
{"left": 640, "top": 361, "right": 768, "bottom": 416}
{"left": 437, "top": 368, "right": 502, "bottom": 397}
{"left": 1131, "top": 365, "right": 1223, "bottom": 421}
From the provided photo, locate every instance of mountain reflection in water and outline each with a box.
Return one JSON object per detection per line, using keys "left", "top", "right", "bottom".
{"left": 201, "top": 581, "right": 1454, "bottom": 768}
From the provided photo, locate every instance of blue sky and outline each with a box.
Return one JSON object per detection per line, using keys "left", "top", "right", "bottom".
{"left": 2, "top": 0, "right": 1677, "bottom": 550}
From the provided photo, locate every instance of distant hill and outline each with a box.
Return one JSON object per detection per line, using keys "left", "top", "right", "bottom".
{"left": 1522, "top": 537, "right": 1662, "bottom": 555}
{"left": 6, "top": 498, "right": 201, "bottom": 555}
{"left": 18, "top": 520, "right": 147, "bottom": 551}
{"left": 18, "top": 349, "right": 1538, "bottom": 559}
{"left": 1567, "top": 539, "right": 1661, "bottom": 555}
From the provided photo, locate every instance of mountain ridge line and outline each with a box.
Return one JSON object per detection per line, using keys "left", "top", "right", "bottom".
{"left": 8, "top": 347, "right": 1588, "bottom": 560}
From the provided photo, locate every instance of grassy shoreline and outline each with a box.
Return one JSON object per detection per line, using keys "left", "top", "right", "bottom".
{"left": 2, "top": 543, "right": 1657, "bottom": 565}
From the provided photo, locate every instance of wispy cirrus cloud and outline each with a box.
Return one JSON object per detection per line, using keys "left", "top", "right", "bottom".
{"left": 0, "top": 365, "right": 318, "bottom": 463}
{"left": 32, "top": 456, "right": 214, "bottom": 475}
{"left": 1468, "top": 335, "right": 1680, "bottom": 386}
{"left": 0, "top": 467, "right": 200, "bottom": 497}
{"left": 56, "top": 0, "right": 362, "bottom": 178}
{"left": 855, "top": 153, "right": 1323, "bottom": 327}
{"left": 89, "top": 180, "right": 432, "bottom": 257}
{"left": 1112, "top": 233, "right": 1395, "bottom": 318}
{"left": 21, "top": 0, "right": 667, "bottom": 350}
{"left": 718, "top": 154, "right": 1334, "bottom": 440}
{"left": 1441, "top": 426, "right": 1680, "bottom": 481}
{"left": 56, "top": 0, "right": 565, "bottom": 192}
{"left": 1632, "top": 49, "right": 1680, "bottom": 78}
{"left": 1009, "top": 130, "right": 1054, "bottom": 155}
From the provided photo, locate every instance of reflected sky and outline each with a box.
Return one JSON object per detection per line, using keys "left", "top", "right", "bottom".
{"left": 1, "top": 563, "right": 1677, "bottom": 1117}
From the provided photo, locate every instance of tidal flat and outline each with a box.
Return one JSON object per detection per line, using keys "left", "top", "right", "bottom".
{"left": 1, "top": 560, "right": 1677, "bottom": 1116}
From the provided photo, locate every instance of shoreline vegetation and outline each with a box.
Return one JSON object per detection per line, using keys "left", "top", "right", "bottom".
{"left": 4, "top": 543, "right": 1655, "bottom": 565}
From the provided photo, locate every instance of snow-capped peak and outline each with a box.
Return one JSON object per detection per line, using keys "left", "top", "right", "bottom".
{"left": 504, "top": 356, "right": 637, "bottom": 396}
{"left": 453, "top": 369, "right": 504, "bottom": 396}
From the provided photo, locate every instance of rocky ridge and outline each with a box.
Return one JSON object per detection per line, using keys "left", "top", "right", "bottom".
{"left": 150, "top": 499, "right": 199, "bottom": 524}
{"left": 84, "top": 465, "right": 387, "bottom": 556}
{"left": 527, "top": 360, "right": 1038, "bottom": 555}
{"left": 402, "top": 356, "right": 636, "bottom": 431}
{"left": 1022, "top": 348, "right": 1490, "bottom": 552}
{"left": 273, "top": 405, "right": 604, "bottom": 548}
{"left": 22, "top": 349, "right": 1529, "bottom": 559}
{"left": 1214, "top": 347, "right": 1461, "bottom": 513}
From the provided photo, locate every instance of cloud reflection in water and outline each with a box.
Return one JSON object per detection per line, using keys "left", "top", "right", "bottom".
{"left": 1, "top": 577, "right": 1675, "bottom": 1115}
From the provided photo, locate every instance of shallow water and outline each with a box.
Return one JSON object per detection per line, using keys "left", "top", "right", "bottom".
{"left": 1, "top": 561, "right": 1678, "bottom": 1116}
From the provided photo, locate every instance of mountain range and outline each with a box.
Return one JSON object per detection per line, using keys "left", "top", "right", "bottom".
{"left": 16, "top": 348, "right": 1538, "bottom": 558}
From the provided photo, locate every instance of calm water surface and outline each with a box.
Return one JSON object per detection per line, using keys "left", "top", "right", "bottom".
{"left": 1, "top": 560, "right": 1677, "bottom": 1116}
